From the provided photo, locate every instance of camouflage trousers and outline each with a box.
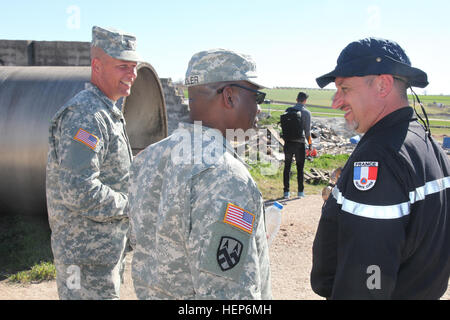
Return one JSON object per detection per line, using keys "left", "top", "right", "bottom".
{"left": 55, "top": 256, "right": 126, "bottom": 300}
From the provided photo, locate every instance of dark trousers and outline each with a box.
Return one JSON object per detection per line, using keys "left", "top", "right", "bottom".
{"left": 283, "top": 141, "right": 306, "bottom": 193}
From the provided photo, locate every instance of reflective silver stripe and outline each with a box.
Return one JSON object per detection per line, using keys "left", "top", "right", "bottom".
{"left": 409, "top": 176, "right": 450, "bottom": 204}
{"left": 332, "top": 176, "right": 450, "bottom": 220}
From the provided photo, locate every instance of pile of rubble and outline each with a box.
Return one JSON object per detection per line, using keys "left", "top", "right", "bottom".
{"left": 227, "top": 116, "right": 358, "bottom": 175}
{"left": 253, "top": 116, "right": 359, "bottom": 158}
{"left": 309, "top": 117, "right": 358, "bottom": 155}
{"left": 304, "top": 168, "right": 331, "bottom": 185}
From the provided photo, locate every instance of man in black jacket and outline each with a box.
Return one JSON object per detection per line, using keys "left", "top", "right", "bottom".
{"left": 311, "top": 37, "right": 450, "bottom": 299}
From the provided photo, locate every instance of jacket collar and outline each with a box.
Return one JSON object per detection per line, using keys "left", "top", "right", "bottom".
{"left": 85, "top": 82, "right": 124, "bottom": 120}
{"left": 363, "top": 107, "right": 415, "bottom": 138}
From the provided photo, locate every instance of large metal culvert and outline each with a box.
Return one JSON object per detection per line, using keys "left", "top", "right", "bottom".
{"left": 0, "top": 63, "right": 167, "bottom": 218}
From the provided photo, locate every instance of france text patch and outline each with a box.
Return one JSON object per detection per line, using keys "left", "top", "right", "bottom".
{"left": 223, "top": 203, "right": 255, "bottom": 234}
{"left": 353, "top": 161, "right": 378, "bottom": 191}
{"left": 73, "top": 128, "right": 99, "bottom": 150}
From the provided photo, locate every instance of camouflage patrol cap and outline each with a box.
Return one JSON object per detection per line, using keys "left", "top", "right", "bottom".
{"left": 185, "top": 48, "right": 264, "bottom": 88}
{"left": 91, "top": 26, "right": 141, "bottom": 62}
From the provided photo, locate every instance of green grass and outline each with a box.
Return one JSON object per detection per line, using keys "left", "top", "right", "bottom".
{"left": 7, "top": 261, "right": 55, "bottom": 283}
{"left": 261, "top": 103, "right": 344, "bottom": 114}
{"left": 261, "top": 87, "right": 450, "bottom": 106}
{"left": 258, "top": 105, "right": 344, "bottom": 127}
{"left": 414, "top": 95, "right": 450, "bottom": 105}
{"left": 305, "top": 153, "right": 350, "bottom": 170}
{"left": 0, "top": 215, "right": 55, "bottom": 283}
{"left": 249, "top": 154, "right": 350, "bottom": 200}
{"left": 409, "top": 103, "right": 450, "bottom": 118}
{"left": 262, "top": 88, "right": 335, "bottom": 107}
{"left": 430, "top": 127, "right": 450, "bottom": 143}
{"left": 427, "top": 120, "right": 450, "bottom": 127}
{"left": 258, "top": 110, "right": 283, "bottom": 126}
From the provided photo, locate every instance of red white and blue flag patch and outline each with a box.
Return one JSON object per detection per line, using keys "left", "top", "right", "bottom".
{"left": 223, "top": 203, "right": 255, "bottom": 234}
{"left": 73, "top": 128, "right": 99, "bottom": 150}
{"left": 353, "top": 161, "right": 378, "bottom": 191}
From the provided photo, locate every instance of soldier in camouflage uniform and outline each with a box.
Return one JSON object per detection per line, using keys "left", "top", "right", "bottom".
{"left": 46, "top": 26, "right": 141, "bottom": 300}
{"left": 128, "top": 49, "right": 272, "bottom": 299}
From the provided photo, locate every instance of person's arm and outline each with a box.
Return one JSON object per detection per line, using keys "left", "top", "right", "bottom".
{"left": 188, "top": 167, "right": 271, "bottom": 299}
{"left": 55, "top": 110, "right": 128, "bottom": 222}
{"left": 302, "top": 109, "right": 312, "bottom": 149}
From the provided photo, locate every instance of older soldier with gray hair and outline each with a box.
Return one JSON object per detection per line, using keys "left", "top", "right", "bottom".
{"left": 46, "top": 26, "right": 141, "bottom": 299}
{"left": 128, "top": 49, "right": 272, "bottom": 299}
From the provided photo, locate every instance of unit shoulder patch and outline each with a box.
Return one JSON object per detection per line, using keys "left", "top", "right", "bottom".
{"left": 217, "top": 236, "right": 243, "bottom": 271}
{"left": 353, "top": 161, "right": 378, "bottom": 191}
{"left": 199, "top": 222, "right": 250, "bottom": 282}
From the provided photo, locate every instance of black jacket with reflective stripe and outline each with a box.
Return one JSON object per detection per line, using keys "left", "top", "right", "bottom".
{"left": 311, "top": 107, "right": 450, "bottom": 299}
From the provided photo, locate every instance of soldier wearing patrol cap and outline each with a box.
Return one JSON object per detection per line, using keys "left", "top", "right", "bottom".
{"left": 128, "top": 49, "right": 272, "bottom": 299}
{"left": 311, "top": 38, "right": 450, "bottom": 299}
{"left": 46, "top": 26, "right": 141, "bottom": 299}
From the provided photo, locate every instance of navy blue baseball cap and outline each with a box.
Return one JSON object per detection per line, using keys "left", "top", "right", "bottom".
{"left": 316, "top": 37, "right": 428, "bottom": 88}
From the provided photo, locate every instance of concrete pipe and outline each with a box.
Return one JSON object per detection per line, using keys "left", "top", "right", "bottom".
{"left": 0, "top": 64, "right": 167, "bottom": 217}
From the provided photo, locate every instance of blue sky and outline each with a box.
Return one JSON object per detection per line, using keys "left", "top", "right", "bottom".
{"left": 2, "top": 0, "right": 449, "bottom": 94}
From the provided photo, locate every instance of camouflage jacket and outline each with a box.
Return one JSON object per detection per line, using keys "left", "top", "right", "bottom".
{"left": 46, "top": 82, "right": 132, "bottom": 265}
{"left": 129, "top": 122, "right": 272, "bottom": 300}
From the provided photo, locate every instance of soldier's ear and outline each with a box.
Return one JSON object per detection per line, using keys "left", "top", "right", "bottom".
{"left": 91, "top": 58, "right": 102, "bottom": 74}
{"left": 377, "top": 74, "right": 394, "bottom": 97}
{"left": 222, "top": 86, "right": 234, "bottom": 109}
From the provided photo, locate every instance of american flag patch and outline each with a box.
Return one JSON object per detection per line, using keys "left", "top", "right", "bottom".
{"left": 73, "top": 128, "right": 99, "bottom": 150}
{"left": 223, "top": 203, "right": 255, "bottom": 234}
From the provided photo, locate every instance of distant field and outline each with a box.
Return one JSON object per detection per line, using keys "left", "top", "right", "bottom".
{"left": 262, "top": 88, "right": 334, "bottom": 107}
{"left": 262, "top": 103, "right": 344, "bottom": 114}
{"left": 416, "top": 95, "right": 450, "bottom": 105}
{"left": 260, "top": 104, "right": 448, "bottom": 126}
{"left": 263, "top": 88, "right": 450, "bottom": 105}
{"left": 261, "top": 88, "right": 450, "bottom": 119}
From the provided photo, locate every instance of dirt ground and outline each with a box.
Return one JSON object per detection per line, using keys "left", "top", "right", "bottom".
{"left": 0, "top": 194, "right": 448, "bottom": 300}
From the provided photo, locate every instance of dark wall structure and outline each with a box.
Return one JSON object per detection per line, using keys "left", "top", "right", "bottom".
{"left": 0, "top": 39, "right": 90, "bottom": 66}
{"left": 0, "top": 40, "right": 31, "bottom": 66}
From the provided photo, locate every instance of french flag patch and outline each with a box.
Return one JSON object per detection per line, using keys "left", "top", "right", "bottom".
{"left": 353, "top": 161, "right": 378, "bottom": 191}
